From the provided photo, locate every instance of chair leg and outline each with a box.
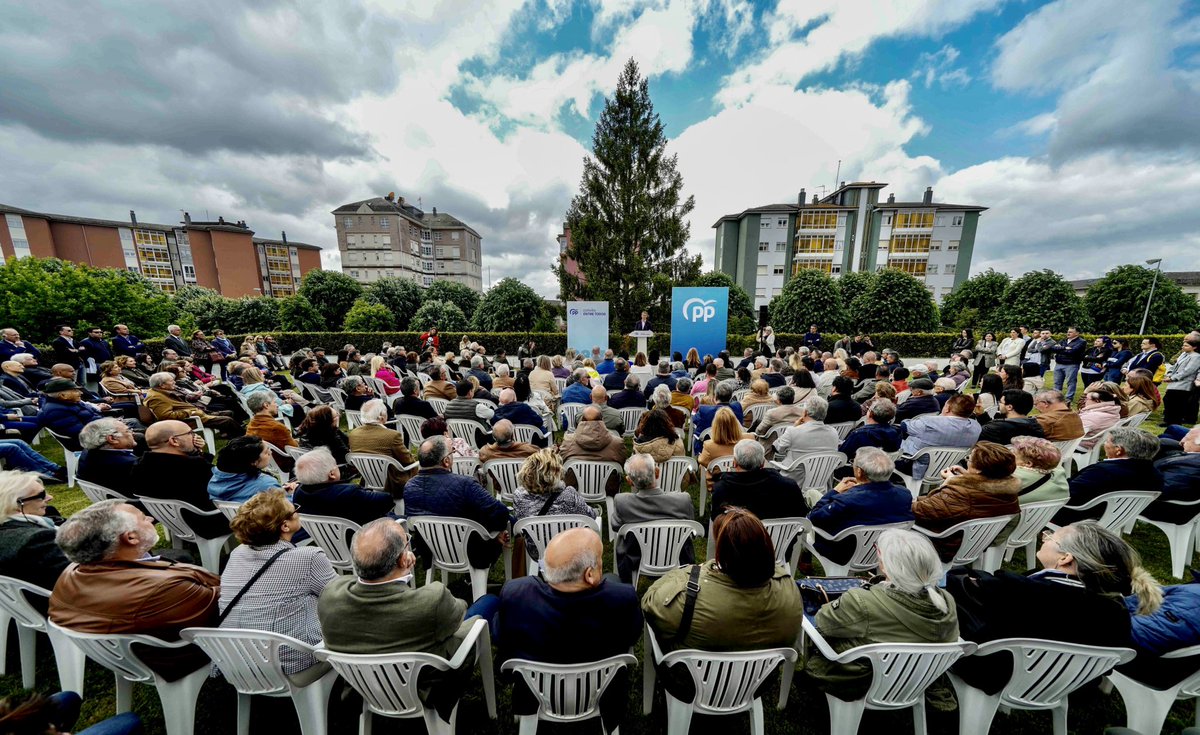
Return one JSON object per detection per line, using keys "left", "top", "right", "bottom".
{"left": 913, "top": 701, "right": 928, "bottom": 735}
{"left": 115, "top": 676, "right": 134, "bottom": 714}
{"left": 197, "top": 538, "right": 224, "bottom": 574}
{"left": 778, "top": 660, "right": 795, "bottom": 710}
{"left": 359, "top": 704, "right": 372, "bottom": 735}
{"left": 16, "top": 625, "right": 35, "bottom": 689}
{"left": 1051, "top": 702, "right": 1068, "bottom": 735}
{"left": 643, "top": 638, "right": 656, "bottom": 715}
{"left": 48, "top": 627, "right": 85, "bottom": 696}
{"left": 1108, "top": 671, "right": 1180, "bottom": 735}
{"left": 0, "top": 612, "right": 9, "bottom": 676}
{"left": 517, "top": 714, "right": 538, "bottom": 735}
{"left": 825, "top": 693, "right": 866, "bottom": 735}
{"left": 750, "top": 699, "right": 765, "bottom": 735}
{"left": 698, "top": 477, "right": 707, "bottom": 517}
{"left": 665, "top": 693, "right": 693, "bottom": 735}
{"left": 476, "top": 626, "right": 497, "bottom": 719}
{"left": 470, "top": 568, "right": 488, "bottom": 603}
{"left": 155, "top": 665, "right": 208, "bottom": 735}
{"left": 949, "top": 674, "right": 1001, "bottom": 735}
{"left": 291, "top": 668, "right": 339, "bottom": 735}
{"left": 503, "top": 544, "right": 512, "bottom": 582}
{"left": 1024, "top": 540, "right": 1037, "bottom": 570}
{"left": 236, "top": 692, "right": 252, "bottom": 735}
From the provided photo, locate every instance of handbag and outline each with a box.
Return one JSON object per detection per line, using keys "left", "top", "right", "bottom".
{"left": 797, "top": 576, "right": 867, "bottom": 617}
{"left": 218, "top": 547, "right": 292, "bottom": 624}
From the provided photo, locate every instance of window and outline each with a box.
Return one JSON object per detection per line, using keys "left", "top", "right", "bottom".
{"left": 343, "top": 217, "right": 352, "bottom": 228}
{"left": 4, "top": 214, "right": 30, "bottom": 259}
{"left": 755, "top": 288, "right": 766, "bottom": 298}
{"left": 888, "top": 234, "right": 931, "bottom": 254}
{"left": 884, "top": 215, "right": 892, "bottom": 225}
{"left": 451, "top": 231, "right": 460, "bottom": 240}
{"left": 351, "top": 270, "right": 359, "bottom": 279}
{"left": 422, "top": 230, "right": 432, "bottom": 240}
{"left": 926, "top": 264, "right": 938, "bottom": 275}
{"left": 777, "top": 218, "right": 786, "bottom": 226}
{"left": 792, "top": 259, "right": 833, "bottom": 275}
{"left": 945, "top": 264, "right": 957, "bottom": 275}
{"left": 421, "top": 244, "right": 432, "bottom": 257}
{"left": 887, "top": 257, "right": 928, "bottom": 276}
{"left": 760, "top": 220, "right": 771, "bottom": 228}
{"left": 182, "top": 264, "right": 196, "bottom": 280}
{"left": 952, "top": 215, "right": 964, "bottom": 226}
{"left": 775, "top": 242, "right": 786, "bottom": 251}
{"left": 756, "top": 265, "right": 768, "bottom": 276}
{"left": 831, "top": 264, "right": 842, "bottom": 275}
{"left": 422, "top": 261, "right": 433, "bottom": 272}
{"left": 935, "top": 216, "right": 945, "bottom": 227}
{"left": 434, "top": 232, "right": 443, "bottom": 241}
{"left": 758, "top": 242, "right": 768, "bottom": 252}
{"left": 379, "top": 217, "right": 389, "bottom": 229}
{"left": 773, "top": 265, "right": 785, "bottom": 275}
{"left": 948, "top": 240, "right": 960, "bottom": 251}
{"left": 893, "top": 212, "right": 934, "bottom": 229}
{"left": 930, "top": 240, "right": 942, "bottom": 251}
{"left": 423, "top": 275, "right": 433, "bottom": 287}
{"left": 798, "top": 210, "right": 838, "bottom": 229}
{"left": 794, "top": 235, "right": 835, "bottom": 254}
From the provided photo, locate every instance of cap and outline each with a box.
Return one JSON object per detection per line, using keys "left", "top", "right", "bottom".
{"left": 910, "top": 378, "right": 934, "bottom": 390}
{"left": 42, "top": 378, "right": 80, "bottom": 393}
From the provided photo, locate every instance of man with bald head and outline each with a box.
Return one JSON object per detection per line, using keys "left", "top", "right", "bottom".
{"left": 0, "top": 328, "right": 40, "bottom": 362}
{"left": 560, "top": 406, "right": 627, "bottom": 494}
{"left": 129, "top": 419, "right": 229, "bottom": 538}
{"left": 479, "top": 419, "right": 538, "bottom": 463}
{"left": 589, "top": 385, "right": 624, "bottom": 433}
{"left": 498, "top": 527, "right": 642, "bottom": 731}
{"left": 491, "top": 387, "right": 549, "bottom": 444}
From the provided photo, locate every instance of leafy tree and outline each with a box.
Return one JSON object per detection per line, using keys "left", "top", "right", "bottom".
{"left": 836, "top": 271, "right": 876, "bottom": 313}
{"left": 410, "top": 299, "right": 468, "bottom": 332}
{"left": 938, "top": 269, "right": 1011, "bottom": 330}
{"left": 424, "top": 280, "right": 481, "bottom": 322}
{"left": 175, "top": 292, "right": 233, "bottom": 333}
{"left": 364, "top": 277, "right": 423, "bottom": 329}
{"left": 689, "top": 271, "right": 756, "bottom": 334}
{"left": 0, "top": 258, "right": 181, "bottom": 343}
{"left": 769, "top": 269, "right": 849, "bottom": 334}
{"left": 278, "top": 295, "right": 326, "bottom": 332}
{"left": 849, "top": 269, "right": 940, "bottom": 333}
{"left": 298, "top": 270, "right": 363, "bottom": 330}
{"left": 342, "top": 297, "right": 395, "bottom": 331}
{"left": 555, "top": 58, "right": 701, "bottom": 329}
{"left": 224, "top": 297, "right": 281, "bottom": 334}
{"left": 992, "top": 270, "right": 1090, "bottom": 333}
{"left": 472, "top": 278, "right": 545, "bottom": 333}
{"left": 1084, "top": 264, "right": 1200, "bottom": 334}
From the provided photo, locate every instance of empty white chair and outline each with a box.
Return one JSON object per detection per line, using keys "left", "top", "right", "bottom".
{"left": 802, "top": 617, "right": 975, "bottom": 734}
{"left": 300, "top": 514, "right": 362, "bottom": 574}
{"left": 697, "top": 455, "right": 735, "bottom": 517}
{"left": 408, "top": 516, "right": 498, "bottom": 601}
{"left": 894, "top": 446, "right": 972, "bottom": 498}
{"left": 181, "top": 628, "right": 338, "bottom": 735}
{"left": 658, "top": 456, "right": 698, "bottom": 495}
{"left": 761, "top": 517, "right": 808, "bottom": 575}
{"left": 0, "top": 576, "right": 84, "bottom": 694}
{"left": 618, "top": 407, "right": 646, "bottom": 437}
{"left": 509, "top": 515, "right": 602, "bottom": 580}
{"left": 314, "top": 617, "right": 497, "bottom": 735}
{"left": 949, "top": 638, "right": 1134, "bottom": 735}
{"left": 446, "top": 418, "right": 490, "bottom": 451}
{"left": 135, "top": 496, "right": 234, "bottom": 574}
{"left": 642, "top": 625, "right": 796, "bottom": 733}
{"left": 916, "top": 515, "right": 1017, "bottom": 570}
{"left": 1136, "top": 498, "right": 1200, "bottom": 579}
{"left": 49, "top": 622, "right": 209, "bottom": 735}
{"left": 828, "top": 421, "right": 856, "bottom": 440}
{"left": 76, "top": 479, "right": 129, "bottom": 504}
{"left": 347, "top": 452, "right": 417, "bottom": 492}
{"left": 771, "top": 451, "right": 846, "bottom": 492}
{"left": 1049, "top": 490, "right": 1161, "bottom": 535}
{"left": 803, "top": 522, "right": 915, "bottom": 576}
{"left": 976, "top": 498, "right": 1069, "bottom": 573}
{"left": 614, "top": 520, "right": 704, "bottom": 588}
{"left": 46, "top": 430, "right": 81, "bottom": 487}
{"left": 1105, "top": 643, "right": 1200, "bottom": 735}
{"left": 503, "top": 654, "right": 637, "bottom": 735}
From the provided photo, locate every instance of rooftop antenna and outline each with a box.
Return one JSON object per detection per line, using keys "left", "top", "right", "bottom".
{"left": 832, "top": 159, "right": 841, "bottom": 192}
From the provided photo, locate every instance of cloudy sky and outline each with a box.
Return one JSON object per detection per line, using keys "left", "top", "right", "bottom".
{"left": 2, "top": 0, "right": 1198, "bottom": 297}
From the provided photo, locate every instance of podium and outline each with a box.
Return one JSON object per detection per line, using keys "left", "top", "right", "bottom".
{"left": 629, "top": 330, "right": 654, "bottom": 357}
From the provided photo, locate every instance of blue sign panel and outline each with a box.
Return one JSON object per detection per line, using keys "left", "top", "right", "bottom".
{"left": 670, "top": 287, "right": 728, "bottom": 359}
{"left": 566, "top": 301, "right": 610, "bottom": 355}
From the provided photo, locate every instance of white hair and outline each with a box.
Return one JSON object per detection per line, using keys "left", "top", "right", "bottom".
{"left": 732, "top": 438, "right": 765, "bottom": 470}
{"left": 624, "top": 453, "right": 656, "bottom": 491}
{"left": 361, "top": 399, "right": 389, "bottom": 425}
{"left": 853, "top": 447, "right": 895, "bottom": 482}
{"left": 148, "top": 372, "right": 174, "bottom": 388}
{"left": 876, "top": 529, "right": 948, "bottom": 613}
{"left": 79, "top": 418, "right": 127, "bottom": 450}
{"left": 295, "top": 447, "right": 337, "bottom": 485}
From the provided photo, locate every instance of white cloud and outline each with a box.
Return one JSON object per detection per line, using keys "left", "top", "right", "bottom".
{"left": 913, "top": 45, "right": 972, "bottom": 89}
{"left": 718, "top": 0, "right": 1002, "bottom": 107}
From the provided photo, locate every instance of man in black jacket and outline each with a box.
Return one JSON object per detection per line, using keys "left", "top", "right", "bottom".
{"left": 1050, "top": 326, "right": 1087, "bottom": 405}
{"left": 1053, "top": 427, "right": 1162, "bottom": 525}
{"left": 292, "top": 447, "right": 394, "bottom": 526}
{"left": 164, "top": 324, "right": 193, "bottom": 357}
{"left": 978, "top": 390, "right": 1045, "bottom": 445}
{"left": 129, "top": 420, "right": 229, "bottom": 538}
{"left": 77, "top": 418, "right": 139, "bottom": 492}
{"left": 394, "top": 376, "right": 437, "bottom": 420}
{"left": 50, "top": 324, "right": 83, "bottom": 374}
{"left": 710, "top": 438, "right": 807, "bottom": 520}
{"left": 894, "top": 379, "right": 940, "bottom": 422}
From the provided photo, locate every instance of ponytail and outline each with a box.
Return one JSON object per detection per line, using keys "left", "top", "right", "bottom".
{"left": 1130, "top": 566, "right": 1163, "bottom": 615}
{"left": 925, "top": 585, "right": 949, "bottom": 614}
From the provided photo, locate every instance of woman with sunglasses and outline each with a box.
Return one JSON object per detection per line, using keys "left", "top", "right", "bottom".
{"left": 219, "top": 490, "right": 335, "bottom": 683}
{"left": 0, "top": 471, "right": 69, "bottom": 605}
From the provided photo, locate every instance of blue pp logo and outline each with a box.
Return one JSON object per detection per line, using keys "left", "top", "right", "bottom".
{"left": 568, "top": 308, "right": 579, "bottom": 316}
{"left": 681, "top": 298, "right": 717, "bottom": 323}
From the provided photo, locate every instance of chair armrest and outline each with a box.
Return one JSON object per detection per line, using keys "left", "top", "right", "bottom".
{"left": 801, "top": 617, "right": 843, "bottom": 661}
{"left": 447, "top": 617, "right": 490, "bottom": 670}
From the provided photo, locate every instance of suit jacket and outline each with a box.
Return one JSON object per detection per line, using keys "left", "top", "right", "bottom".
{"left": 164, "top": 334, "right": 193, "bottom": 357}
{"left": 394, "top": 395, "right": 437, "bottom": 420}
{"left": 756, "top": 403, "right": 806, "bottom": 438}
{"left": 131, "top": 451, "right": 229, "bottom": 538}
{"left": 602, "top": 370, "right": 630, "bottom": 392}
{"left": 838, "top": 423, "right": 902, "bottom": 460}
{"left": 825, "top": 395, "right": 862, "bottom": 425}
{"left": 1149, "top": 453, "right": 1200, "bottom": 521}
{"left": 608, "top": 389, "right": 644, "bottom": 410}
{"left": 111, "top": 334, "right": 146, "bottom": 358}
{"left": 78, "top": 449, "right": 138, "bottom": 493}
{"left": 710, "top": 467, "right": 806, "bottom": 521}
{"left": 347, "top": 423, "right": 415, "bottom": 496}
{"left": 144, "top": 388, "right": 208, "bottom": 422}
{"left": 643, "top": 375, "right": 676, "bottom": 398}
{"left": 1055, "top": 458, "right": 1164, "bottom": 524}
{"left": 37, "top": 398, "right": 103, "bottom": 441}
{"left": 773, "top": 421, "right": 839, "bottom": 464}
{"left": 978, "top": 417, "right": 1044, "bottom": 445}
{"left": 0, "top": 340, "right": 39, "bottom": 361}
{"left": 468, "top": 368, "right": 493, "bottom": 390}
{"left": 895, "top": 393, "right": 941, "bottom": 422}
{"left": 50, "top": 336, "right": 82, "bottom": 370}
{"left": 293, "top": 481, "right": 394, "bottom": 526}
{"left": 319, "top": 576, "right": 471, "bottom": 658}
{"left": 1, "top": 374, "right": 32, "bottom": 397}
{"left": 492, "top": 402, "right": 546, "bottom": 430}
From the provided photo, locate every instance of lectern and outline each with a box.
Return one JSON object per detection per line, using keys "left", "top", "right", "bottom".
{"left": 629, "top": 330, "right": 653, "bottom": 357}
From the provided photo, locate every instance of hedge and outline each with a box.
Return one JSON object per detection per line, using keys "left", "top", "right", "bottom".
{"left": 118, "top": 331, "right": 1189, "bottom": 362}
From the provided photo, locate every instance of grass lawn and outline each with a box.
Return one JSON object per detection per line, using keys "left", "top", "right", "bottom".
{"left": 5, "top": 381, "right": 1194, "bottom": 734}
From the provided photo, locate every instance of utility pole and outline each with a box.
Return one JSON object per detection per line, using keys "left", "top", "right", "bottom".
{"left": 1139, "top": 258, "right": 1163, "bottom": 335}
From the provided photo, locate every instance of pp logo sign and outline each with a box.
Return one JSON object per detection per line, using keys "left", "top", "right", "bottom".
{"left": 681, "top": 298, "right": 717, "bottom": 323}
{"left": 568, "top": 308, "right": 579, "bottom": 316}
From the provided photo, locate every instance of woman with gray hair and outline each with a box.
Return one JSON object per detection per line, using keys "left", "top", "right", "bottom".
{"left": 0, "top": 471, "right": 70, "bottom": 603}
{"left": 805, "top": 528, "right": 958, "bottom": 699}
{"left": 511, "top": 448, "right": 597, "bottom": 562}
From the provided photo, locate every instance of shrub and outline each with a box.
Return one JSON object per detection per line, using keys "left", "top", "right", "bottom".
{"left": 342, "top": 298, "right": 395, "bottom": 331}
{"left": 848, "top": 268, "right": 940, "bottom": 333}
{"left": 424, "top": 280, "right": 481, "bottom": 322}
{"left": 410, "top": 300, "right": 468, "bottom": 332}
{"left": 472, "top": 278, "right": 545, "bottom": 333}
{"left": 278, "top": 296, "right": 325, "bottom": 332}
{"left": 298, "top": 270, "right": 364, "bottom": 330}
{"left": 365, "top": 278, "right": 423, "bottom": 329}
{"left": 769, "top": 269, "right": 849, "bottom": 333}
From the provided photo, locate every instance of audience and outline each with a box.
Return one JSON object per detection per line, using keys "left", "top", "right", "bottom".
{"left": 208, "top": 435, "right": 290, "bottom": 503}
{"left": 479, "top": 419, "right": 539, "bottom": 463}
{"left": 772, "top": 395, "right": 839, "bottom": 466}
{"left": 561, "top": 368, "right": 594, "bottom": 405}
{"left": 1010, "top": 436, "right": 1070, "bottom": 503}
{"left": 895, "top": 378, "right": 940, "bottom": 421}
{"left": 837, "top": 399, "right": 901, "bottom": 461}
{"left": 1144, "top": 425, "right": 1200, "bottom": 522}
{"left": 423, "top": 365, "right": 456, "bottom": 401}
{"left": 825, "top": 376, "right": 862, "bottom": 424}
{"left": 897, "top": 394, "right": 981, "bottom": 481}
{"left": 561, "top": 406, "right": 628, "bottom": 470}
{"left": 296, "top": 405, "right": 353, "bottom": 466}
{"left": 692, "top": 382, "right": 743, "bottom": 451}
{"left": 1054, "top": 427, "right": 1163, "bottom": 524}
{"left": 808, "top": 448, "right": 914, "bottom": 565}
{"left": 394, "top": 376, "right": 438, "bottom": 420}
{"left": 1033, "top": 389, "right": 1086, "bottom": 441}
{"left": 697, "top": 407, "right": 748, "bottom": 484}
{"left": 510, "top": 449, "right": 597, "bottom": 558}
{"left": 244, "top": 391, "right": 298, "bottom": 456}
{"left": 632, "top": 408, "right": 685, "bottom": 463}
{"left": 977, "top": 389, "right": 1044, "bottom": 444}
{"left": 609, "top": 454, "right": 696, "bottom": 583}
{"left": 144, "top": 372, "right": 242, "bottom": 438}
{"left": 710, "top": 439, "right": 806, "bottom": 520}
{"left": 77, "top": 417, "right": 138, "bottom": 490}
{"left": 131, "top": 421, "right": 229, "bottom": 539}
{"left": 347, "top": 399, "right": 415, "bottom": 497}
{"left": 0, "top": 471, "right": 69, "bottom": 599}
{"left": 292, "top": 448, "right": 394, "bottom": 526}
{"left": 589, "top": 385, "right": 625, "bottom": 433}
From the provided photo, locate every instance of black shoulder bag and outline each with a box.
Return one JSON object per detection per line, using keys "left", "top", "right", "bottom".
{"left": 218, "top": 547, "right": 292, "bottom": 624}
{"left": 673, "top": 565, "right": 703, "bottom": 647}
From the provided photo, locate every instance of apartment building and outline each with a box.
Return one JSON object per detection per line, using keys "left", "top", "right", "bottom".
{"left": 0, "top": 204, "right": 322, "bottom": 297}
{"left": 333, "top": 193, "right": 483, "bottom": 291}
{"left": 713, "top": 181, "right": 986, "bottom": 307}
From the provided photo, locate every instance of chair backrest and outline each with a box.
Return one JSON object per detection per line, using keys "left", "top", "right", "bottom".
{"left": 1071, "top": 490, "right": 1162, "bottom": 533}
{"left": 619, "top": 408, "right": 646, "bottom": 437}
{"left": 446, "top": 419, "right": 489, "bottom": 450}
{"left": 502, "top": 655, "right": 637, "bottom": 724}
{"left": 326, "top": 387, "right": 347, "bottom": 410}
{"left": 344, "top": 410, "right": 364, "bottom": 430}
{"left": 974, "top": 638, "right": 1135, "bottom": 709}
{"left": 731, "top": 389, "right": 749, "bottom": 404}
{"left": 1125, "top": 412, "right": 1149, "bottom": 429}
{"left": 828, "top": 421, "right": 856, "bottom": 440}
{"left": 452, "top": 456, "right": 480, "bottom": 478}
{"left": 347, "top": 452, "right": 403, "bottom": 491}
{"left": 76, "top": 480, "right": 128, "bottom": 504}
{"left": 706, "top": 455, "right": 736, "bottom": 481}
{"left": 47, "top": 429, "right": 81, "bottom": 456}
{"left": 512, "top": 515, "right": 601, "bottom": 565}
{"left": 558, "top": 404, "right": 585, "bottom": 431}
{"left": 648, "top": 626, "right": 796, "bottom": 715}
{"left": 939, "top": 515, "right": 1017, "bottom": 567}
{"left": 135, "top": 496, "right": 205, "bottom": 543}
{"left": 427, "top": 397, "right": 449, "bottom": 416}
{"left": 910, "top": 446, "right": 972, "bottom": 484}
{"left": 1051, "top": 438, "right": 1083, "bottom": 467}
{"left": 315, "top": 649, "right": 451, "bottom": 718}
{"left": 761, "top": 517, "right": 808, "bottom": 571}
{"left": 408, "top": 516, "right": 490, "bottom": 573}
{"left": 743, "top": 402, "right": 772, "bottom": 425}
{"left": 553, "top": 377, "right": 568, "bottom": 393}
{"left": 481, "top": 458, "right": 525, "bottom": 502}
{"left": 844, "top": 641, "right": 975, "bottom": 709}
{"left": 798, "top": 451, "right": 848, "bottom": 491}
{"left": 658, "top": 456, "right": 698, "bottom": 494}
{"left": 563, "top": 460, "right": 623, "bottom": 504}
{"left": 285, "top": 445, "right": 311, "bottom": 462}
{"left": 1006, "top": 499, "right": 1069, "bottom": 549}
{"left": 393, "top": 415, "right": 425, "bottom": 445}
{"left": 615, "top": 520, "right": 704, "bottom": 577}
{"left": 0, "top": 576, "right": 50, "bottom": 631}
{"left": 48, "top": 622, "right": 181, "bottom": 683}
{"left": 308, "top": 385, "right": 334, "bottom": 405}
{"left": 181, "top": 628, "right": 312, "bottom": 696}
{"left": 214, "top": 500, "right": 241, "bottom": 521}
{"left": 300, "top": 514, "right": 362, "bottom": 573}
{"left": 416, "top": 371, "right": 432, "bottom": 386}
{"left": 509, "top": 423, "right": 546, "bottom": 446}
{"left": 811, "top": 522, "right": 914, "bottom": 573}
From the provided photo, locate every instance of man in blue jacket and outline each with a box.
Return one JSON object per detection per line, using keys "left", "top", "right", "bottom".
{"left": 292, "top": 447, "right": 395, "bottom": 526}
{"left": 838, "top": 399, "right": 902, "bottom": 461}
{"left": 595, "top": 349, "right": 616, "bottom": 376}
{"left": 36, "top": 378, "right": 105, "bottom": 447}
{"left": 560, "top": 369, "right": 594, "bottom": 405}
{"left": 491, "top": 389, "right": 549, "bottom": 446}
{"left": 1049, "top": 326, "right": 1087, "bottom": 404}
{"left": 0, "top": 329, "right": 40, "bottom": 362}
{"left": 808, "top": 447, "right": 914, "bottom": 565}
{"left": 110, "top": 324, "right": 146, "bottom": 358}
{"left": 1145, "top": 426, "right": 1200, "bottom": 523}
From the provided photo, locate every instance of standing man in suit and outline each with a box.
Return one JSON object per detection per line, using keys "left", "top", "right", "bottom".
{"left": 79, "top": 327, "right": 113, "bottom": 387}
{"left": 110, "top": 324, "right": 146, "bottom": 359}
{"left": 633, "top": 311, "right": 651, "bottom": 332}
{"left": 0, "top": 329, "right": 40, "bottom": 362}
{"left": 50, "top": 324, "right": 83, "bottom": 374}
{"left": 164, "top": 324, "right": 193, "bottom": 357}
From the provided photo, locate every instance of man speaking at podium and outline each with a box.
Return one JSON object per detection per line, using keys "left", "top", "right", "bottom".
{"left": 633, "top": 310, "right": 651, "bottom": 332}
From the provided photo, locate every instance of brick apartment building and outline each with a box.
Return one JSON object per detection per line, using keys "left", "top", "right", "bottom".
{"left": 0, "top": 204, "right": 323, "bottom": 297}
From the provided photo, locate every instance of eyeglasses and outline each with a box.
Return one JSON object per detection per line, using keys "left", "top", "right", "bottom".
{"left": 290, "top": 504, "right": 301, "bottom": 516}
{"left": 169, "top": 430, "right": 201, "bottom": 441}
{"left": 1041, "top": 530, "right": 1057, "bottom": 544}
{"left": 17, "top": 491, "right": 47, "bottom": 504}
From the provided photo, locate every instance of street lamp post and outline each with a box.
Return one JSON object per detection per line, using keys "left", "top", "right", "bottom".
{"left": 1139, "top": 258, "right": 1163, "bottom": 336}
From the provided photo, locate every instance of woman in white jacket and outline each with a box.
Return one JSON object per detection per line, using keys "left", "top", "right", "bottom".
{"left": 1162, "top": 338, "right": 1200, "bottom": 426}
{"left": 996, "top": 329, "right": 1025, "bottom": 367}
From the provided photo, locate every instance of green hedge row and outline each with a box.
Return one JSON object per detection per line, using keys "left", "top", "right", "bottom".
{"left": 128, "top": 330, "right": 1190, "bottom": 361}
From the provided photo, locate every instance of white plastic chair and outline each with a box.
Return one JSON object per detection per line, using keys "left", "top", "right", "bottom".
{"left": 135, "top": 496, "right": 234, "bottom": 574}
{"left": 553, "top": 377, "right": 568, "bottom": 393}
{"left": 481, "top": 458, "right": 525, "bottom": 503}
{"left": 803, "top": 522, "right": 915, "bottom": 576}
{"left": 894, "top": 446, "right": 972, "bottom": 498}
{"left": 1106, "top": 643, "right": 1200, "bottom": 735}
{"left": 503, "top": 654, "right": 636, "bottom": 735}
{"left": 300, "top": 514, "right": 362, "bottom": 574}
{"left": 563, "top": 459, "right": 623, "bottom": 531}
{"left": 698, "top": 455, "right": 736, "bottom": 518}
{"left": 828, "top": 421, "right": 856, "bottom": 440}
{"left": 0, "top": 576, "right": 84, "bottom": 694}
{"left": 761, "top": 517, "right": 808, "bottom": 575}
{"left": 743, "top": 402, "right": 773, "bottom": 429}
{"left": 916, "top": 514, "right": 1016, "bottom": 570}
{"left": 642, "top": 625, "right": 796, "bottom": 733}
{"left": 49, "top": 621, "right": 209, "bottom": 735}
{"left": 731, "top": 388, "right": 750, "bottom": 404}
{"left": 1051, "top": 437, "right": 1083, "bottom": 470}
{"left": 446, "top": 418, "right": 490, "bottom": 451}
{"left": 771, "top": 451, "right": 846, "bottom": 492}
{"left": 949, "top": 638, "right": 1135, "bottom": 735}
{"left": 509, "top": 515, "right": 602, "bottom": 579}
{"left": 658, "top": 456, "right": 698, "bottom": 495}
{"left": 425, "top": 397, "right": 449, "bottom": 415}
{"left": 976, "top": 498, "right": 1068, "bottom": 573}
{"left": 285, "top": 446, "right": 311, "bottom": 463}
{"left": 802, "top": 617, "right": 975, "bottom": 734}
{"left": 214, "top": 500, "right": 242, "bottom": 522}
{"left": 1136, "top": 498, "right": 1200, "bottom": 579}
{"left": 393, "top": 415, "right": 425, "bottom": 445}
{"left": 314, "top": 617, "right": 497, "bottom": 735}
{"left": 510, "top": 423, "right": 551, "bottom": 446}
{"left": 1125, "top": 412, "right": 1150, "bottom": 429}
{"left": 1072, "top": 427, "right": 1114, "bottom": 472}
{"left": 46, "top": 430, "right": 81, "bottom": 487}
{"left": 345, "top": 410, "right": 364, "bottom": 430}
{"left": 558, "top": 403, "right": 585, "bottom": 432}
{"left": 618, "top": 407, "right": 647, "bottom": 437}
{"left": 614, "top": 520, "right": 704, "bottom": 588}
{"left": 347, "top": 452, "right": 417, "bottom": 492}
{"left": 1049, "top": 490, "right": 1162, "bottom": 535}
{"left": 181, "top": 628, "right": 338, "bottom": 735}
{"left": 408, "top": 516, "right": 498, "bottom": 602}
{"left": 452, "top": 456, "right": 480, "bottom": 478}
{"left": 76, "top": 479, "right": 129, "bottom": 504}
